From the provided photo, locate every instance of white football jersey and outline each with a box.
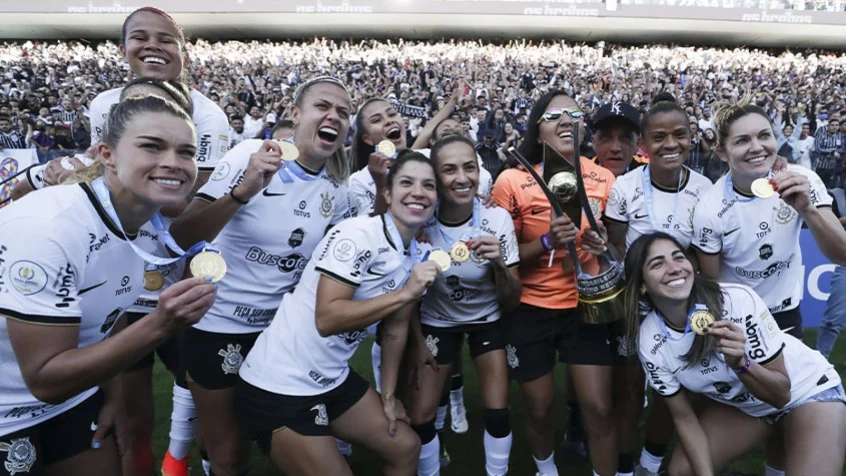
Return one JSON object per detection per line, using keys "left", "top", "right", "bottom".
{"left": 89, "top": 87, "right": 229, "bottom": 171}
{"left": 417, "top": 205, "right": 519, "bottom": 327}
{"left": 126, "top": 216, "right": 186, "bottom": 314}
{"left": 605, "top": 167, "right": 712, "bottom": 250}
{"left": 639, "top": 283, "right": 840, "bottom": 417}
{"left": 192, "top": 139, "right": 356, "bottom": 334}
{"left": 692, "top": 165, "right": 831, "bottom": 313}
{"left": 348, "top": 149, "right": 493, "bottom": 216}
{"left": 240, "top": 215, "right": 412, "bottom": 396}
{"left": 0, "top": 183, "right": 153, "bottom": 436}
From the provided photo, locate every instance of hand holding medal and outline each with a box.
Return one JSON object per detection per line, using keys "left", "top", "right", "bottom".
{"left": 190, "top": 249, "right": 228, "bottom": 283}
{"left": 705, "top": 320, "right": 748, "bottom": 369}
{"left": 405, "top": 260, "right": 443, "bottom": 299}
{"left": 689, "top": 307, "right": 716, "bottom": 336}
{"left": 769, "top": 170, "right": 814, "bottom": 214}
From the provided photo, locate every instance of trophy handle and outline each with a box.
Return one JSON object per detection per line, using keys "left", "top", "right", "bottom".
{"left": 571, "top": 121, "right": 623, "bottom": 265}
{"left": 505, "top": 147, "right": 583, "bottom": 276}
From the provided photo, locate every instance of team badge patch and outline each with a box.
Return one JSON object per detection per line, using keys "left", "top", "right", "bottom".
{"left": 425, "top": 335, "right": 440, "bottom": 357}
{"left": 288, "top": 228, "right": 306, "bottom": 248}
{"left": 616, "top": 335, "right": 634, "bottom": 357}
{"left": 9, "top": 261, "right": 47, "bottom": 296}
{"left": 218, "top": 343, "right": 244, "bottom": 375}
{"left": 311, "top": 403, "right": 329, "bottom": 426}
{"left": 320, "top": 192, "right": 335, "bottom": 218}
{"left": 0, "top": 437, "right": 35, "bottom": 475}
{"left": 774, "top": 202, "right": 796, "bottom": 225}
{"left": 506, "top": 344, "right": 519, "bottom": 369}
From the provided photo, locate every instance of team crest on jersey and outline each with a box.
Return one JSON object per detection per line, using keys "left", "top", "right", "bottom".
{"left": 311, "top": 403, "right": 329, "bottom": 426}
{"left": 288, "top": 228, "right": 306, "bottom": 248}
{"left": 469, "top": 249, "right": 487, "bottom": 265}
{"left": 218, "top": 343, "right": 244, "bottom": 375}
{"left": 320, "top": 192, "right": 335, "bottom": 218}
{"left": 588, "top": 197, "right": 602, "bottom": 217}
{"left": 0, "top": 437, "right": 35, "bottom": 475}
{"left": 608, "top": 188, "right": 620, "bottom": 206}
{"left": 425, "top": 335, "right": 440, "bottom": 357}
{"left": 506, "top": 344, "right": 519, "bottom": 368}
{"left": 210, "top": 162, "right": 231, "bottom": 181}
{"left": 774, "top": 202, "right": 796, "bottom": 225}
{"left": 616, "top": 335, "right": 634, "bottom": 357}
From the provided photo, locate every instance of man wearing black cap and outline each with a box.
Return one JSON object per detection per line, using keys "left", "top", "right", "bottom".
{"left": 475, "top": 128, "right": 502, "bottom": 177}
{"left": 592, "top": 101, "right": 645, "bottom": 178}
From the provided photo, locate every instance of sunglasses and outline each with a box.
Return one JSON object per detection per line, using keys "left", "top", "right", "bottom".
{"left": 537, "top": 107, "right": 583, "bottom": 124}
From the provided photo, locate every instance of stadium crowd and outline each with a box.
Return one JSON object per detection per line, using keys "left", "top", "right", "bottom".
{"left": 1, "top": 38, "right": 845, "bottom": 184}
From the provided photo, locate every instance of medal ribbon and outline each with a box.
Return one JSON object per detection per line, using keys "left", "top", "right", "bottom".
{"left": 656, "top": 303, "right": 708, "bottom": 342}
{"left": 434, "top": 197, "right": 481, "bottom": 251}
{"left": 384, "top": 212, "right": 420, "bottom": 272}
{"left": 91, "top": 177, "right": 209, "bottom": 267}
{"left": 641, "top": 165, "right": 683, "bottom": 237}
{"left": 276, "top": 138, "right": 325, "bottom": 184}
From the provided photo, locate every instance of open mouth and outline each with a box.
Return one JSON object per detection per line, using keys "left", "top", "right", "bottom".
{"left": 665, "top": 277, "right": 686, "bottom": 288}
{"left": 151, "top": 177, "right": 184, "bottom": 189}
{"left": 557, "top": 131, "right": 573, "bottom": 139}
{"left": 317, "top": 126, "right": 339, "bottom": 143}
{"left": 141, "top": 56, "right": 168, "bottom": 66}
{"left": 746, "top": 155, "right": 767, "bottom": 164}
{"left": 386, "top": 127, "right": 402, "bottom": 141}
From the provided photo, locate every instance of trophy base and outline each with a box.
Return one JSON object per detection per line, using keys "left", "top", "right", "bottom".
{"left": 577, "top": 266, "right": 625, "bottom": 325}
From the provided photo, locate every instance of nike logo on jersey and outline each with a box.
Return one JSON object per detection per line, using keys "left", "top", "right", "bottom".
{"left": 79, "top": 281, "right": 107, "bottom": 295}
{"left": 262, "top": 189, "right": 286, "bottom": 197}
{"left": 724, "top": 228, "right": 741, "bottom": 236}
{"left": 366, "top": 264, "right": 386, "bottom": 277}
{"left": 531, "top": 209, "right": 545, "bottom": 215}
{"left": 634, "top": 213, "right": 648, "bottom": 219}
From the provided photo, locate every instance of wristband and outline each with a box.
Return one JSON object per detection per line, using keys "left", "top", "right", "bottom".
{"left": 540, "top": 233, "right": 553, "bottom": 252}
{"left": 229, "top": 188, "right": 249, "bottom": 205}
{"left": 733, "top": 357, "right": 751, "bottom": 374}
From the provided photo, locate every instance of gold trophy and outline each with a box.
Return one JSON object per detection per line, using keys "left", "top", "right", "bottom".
{"left": 507, "top": 123, "right": 624, "bottom": 324}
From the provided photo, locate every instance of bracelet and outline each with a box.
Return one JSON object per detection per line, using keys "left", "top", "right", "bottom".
{"left": 733, "top": 357, "right": 751, "bottom": 374}
{"left": 229, "top": 188, "right": 249, "bottom": 205}
{"left": 540, "top": 233, "right": 553, "bottom": 252}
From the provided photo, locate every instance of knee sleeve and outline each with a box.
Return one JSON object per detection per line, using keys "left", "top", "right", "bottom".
{"left": 411, "top": 419, "right": 437, "bottom": 444}
{"left": 484, "top": 408, "right": 511, "bottom": 438}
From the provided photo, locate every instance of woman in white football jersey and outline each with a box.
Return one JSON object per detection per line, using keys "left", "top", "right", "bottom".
{"left": 408, "top": 135, "right": 522, "bottom": 476}
{"left": 169, "top": 76, "right": 355, "bottom": 476}
{"left": 624, "top": 232, "right": 845, "bottom": 476}
{"left": 0, "top": 95, "right": 215, "bottom": 476}
{"left": 237, "top": 151, "right": 438, "bottom": 476}
{"left": 14, "top": 7, "right": 229, "bottom": 204}
{"left": 692, "top": 97, "right": 846, "bottom": 340}
{"left": 604, "top": 100, "right": 712, "bottom": 476}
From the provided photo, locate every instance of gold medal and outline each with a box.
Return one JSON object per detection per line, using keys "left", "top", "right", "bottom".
{"left": 427, "top": 249, "right": 451, "bottom": 273}
{"left": 143, "top": 270, "right": 164, "bottom": 291}
{"left": 190, "top": 251, "right": 227, "bottom": 283}
{"left": 449, "top": 242, "right": 470, "bottom": 263}
{"left": 277, "top": 140, "right": 300, "bottom": 162}
{"left": 376, "top": 140, "right": 396, "bottom": 157}
{"left": 751, "top": 178, "right": 774, "bottom": 199}
{"left": 689, "top": 309, "right": 715, "bottom": 336}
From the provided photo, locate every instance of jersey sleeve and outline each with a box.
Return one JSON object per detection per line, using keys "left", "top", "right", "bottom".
{"left": 478, "top": 166, "right": 493, "bottom": 196}
{"left": 88, "top": 94, "right": 111, "bottom": 146}
{"left": 195, "top": 139, "right": 257, "bottom": 202}
{"left": 193, "top": 99, "right": 231, "bottom": 171}
{"left": 491, "top": 171, "right": 523, "bottom": 241}
{"left": 691, "top": 194, "right": 722, "bottom": 255}
{"left": 802, "top": 167, "right": 833, "bottom": 209}
{"left": 330, "top": 186, "right": 358, "bottom": 225}
{"left": 313, "top": 224, "right": 372, "bottom": 288}
{"left": 24, "top": 164, "right": 47, "bottom": 191}
{"left": 604, "top": 180, "right": 629, "bottom": 223}
{"left": 348, "top": 173, "right": 375, "bottom": 216}
{"left": 637, "top": 320, "right": 681, "bottom": 397}
{"left": 735, "top": 287, "right": 785, "bottom": 366}
{"left": 0, "top": 218, "right": 84, "bottom": 324}
{"left": 495, "top": 208, "right": 520, "bottom": 268}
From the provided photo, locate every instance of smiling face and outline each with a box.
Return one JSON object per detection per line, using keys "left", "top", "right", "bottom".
{"left": 641, "top": 110, "right": 691, "bottom": 175}
{"left": 100, "top": 110, "right": 197, "bottom": 207}
{"left": 291, "top": 82, "right": 351, "bottom": 160}
{"left": 537, "top": 95, "right": 585, "bottom": 159}
{"left": 385, "top": 159, "right": 438, "bottom": 230}
{"left": 120, "top": 11, "right": 185, "bottom": 80}
{"left": 361, "top": 99, "right": 406, "bottom": 151}
{"left": 594, "top": 121, "right": 638, "bottom": 177}
{"left": 435, "top": 141, "right": 479, "bottom": 207}
{"left": 641, "top": 238, "right": 694, "bottom": 304}
{"left": 718, "top": 112, "right": 776, "bottom": 181}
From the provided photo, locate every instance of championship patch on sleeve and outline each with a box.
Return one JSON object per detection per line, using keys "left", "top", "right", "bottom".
{"left": 9, "top": 260, "right": 48, "bottom": 296}
{"left": 333, "top": 239, "right": 357, "bottom": 262}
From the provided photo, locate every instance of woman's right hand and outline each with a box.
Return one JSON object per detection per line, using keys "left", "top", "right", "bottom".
{"left": 233, "top": 140, "right": 284, "bottom": 199}
{"left": 402, "top": 261, "right": 442, "bottom": 301}
{"left": 368, "top": 151, "right": 393, "bottom": 186}
{"left": 549, "top": 214, "right": 578, "bottom": 249}
{"left": 150, "top": 277, "right": 216, "bottom": 336}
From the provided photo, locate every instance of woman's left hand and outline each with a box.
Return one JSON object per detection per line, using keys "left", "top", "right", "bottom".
{"left": 382, "top": 395, "right": 410, "bottom": 438}
{"left": 92, "top": 389, "right": 129, "bottom": 456}
{"left": 468, "top": 235, "right": 504, "bottom": 265}
{"left": 478, "top": 193, "right": 496, "bottom": 208}
{"left": 773, "top": 171, "right": 812, "bottom": 214}
{"left": 706, "top": 320, "right": 747, "bottom": 369}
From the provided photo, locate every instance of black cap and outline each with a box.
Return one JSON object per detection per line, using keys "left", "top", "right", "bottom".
{"left": 593, "top": 101, "right": 641, "bottom": 134}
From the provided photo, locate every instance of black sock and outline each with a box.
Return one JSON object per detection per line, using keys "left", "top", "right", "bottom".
{"left": 618, "top": 452, "right": 635, "bottom": 473}
{"left": 450, "top": 373, "right": 463, "bottom": 391}
{"left": 644, "top": 438, "right": 668, "bottom": 457}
